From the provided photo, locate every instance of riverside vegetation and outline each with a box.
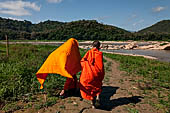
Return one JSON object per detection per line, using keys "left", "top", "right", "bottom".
{"left": 0, "top": 44, "right": 86, "bottom": 112}
{"left": 0, "top": 44, "right": 170, "bottom": 112}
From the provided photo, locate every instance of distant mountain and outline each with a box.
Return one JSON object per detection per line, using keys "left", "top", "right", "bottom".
{"left": 1, "top": 17, "right": 169, "bottom": 41}
{"left": 0, "top": 17, "right": 130, "bottom": 40}
{"left": 138, "top": 20, "right": 170, "bottom": 34}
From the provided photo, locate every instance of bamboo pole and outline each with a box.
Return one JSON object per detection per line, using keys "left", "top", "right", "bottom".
{"left": 5, "top": 35, "right": 9, "bottom": 57}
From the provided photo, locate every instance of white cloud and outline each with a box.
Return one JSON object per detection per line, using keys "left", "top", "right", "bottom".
{"left": 152, "top": 6, "right": 166, "bottom": 13}
{"left": 47, "top": 0, "right": 63, "bottom": 3}
{"left": 3, "top": 16, "right": 23, "bottom": 21}
{"left": 0, "top": 9, "right": 31, "bottom": 16}
{"left": 0, "top": 1, "right": 40, "bottom": 16}
{"left": 133, "top": 19, "right": 144, "bottom": 26}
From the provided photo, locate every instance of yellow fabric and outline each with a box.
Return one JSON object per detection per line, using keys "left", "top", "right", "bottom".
{"left": 36, "top": 38, "right": 81, "bottom": 89}
{"left": 38, "top": 78, "right": 46, "bottom": 89}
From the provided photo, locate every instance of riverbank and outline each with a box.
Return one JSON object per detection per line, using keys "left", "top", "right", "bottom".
{"left": 79, "top": 41, "right": 170, "bottom": 50}
{"left": 0, "top": 40, "right": 170, "bottom": 62}
{"left": 102, "top": 51, "right": 158, "bottom": 60}
{"left": 1, "top": 40, "right": 169, "bottom": 50}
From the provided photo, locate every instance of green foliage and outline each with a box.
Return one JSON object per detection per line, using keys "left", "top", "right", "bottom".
{"left": 2, "top": 102, "right": 23, "bottom": 112}
{"left": 160, "top": 43, "right": 168, "bottom": 46}
{"left": 127, "top": 107, "right": 139, "bottom": 113}
{"left": 0, "top": 44, "right": 56, "bottom": 101}
{"left": 79, "top": 48, "right": 87, "bottom": 57}
{"left": 45, "top": 75, "right": 66, "bottom": 97}
{"left": 139, "top": 20, "right": 170, "bottom": 34}
{"left": 44, "top": 97, "right": 59, "bottom": 107}
{"left": 105, "top": 61, "right": 112, "bottom": 72}
{"left": 103, "top": 57, "right": 107, "bottom": 63}
{"left": 1, "top": 17, "right": 170, "bottom": 41}
{"left": 0, "top": 17, "right": 130, "bottom": 40}
{"left": 0, "top": 44, "right": 86, "bottom": 112}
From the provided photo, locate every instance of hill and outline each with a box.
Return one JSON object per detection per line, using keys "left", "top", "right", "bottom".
{"left": 0, "top": 17, "right": 130, "bottom": 40}
{"left": 138, "top": 20, "right": 170, "bottom": 34}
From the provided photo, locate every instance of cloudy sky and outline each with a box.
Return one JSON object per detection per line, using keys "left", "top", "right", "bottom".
{"left": 0, "top": 0, "right": 169, "bottom": 31}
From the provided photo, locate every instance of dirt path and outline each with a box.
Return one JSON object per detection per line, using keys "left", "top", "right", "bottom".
{"left": 14, "top": 57, "right": 164, "bottom": 113}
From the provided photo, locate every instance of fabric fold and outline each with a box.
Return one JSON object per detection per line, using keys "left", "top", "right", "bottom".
{"left": 36, "top": 38, "right": 81, "bottom": 89}
{"left": 80, "top": 48, "right": 105, "bottom": 100}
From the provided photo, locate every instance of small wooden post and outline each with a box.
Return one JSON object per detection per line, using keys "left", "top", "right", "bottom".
{"left": 5, "top": 35, "right": 9, "bottom": 57}
{"left": 44, "top": 94, "right": 47, "bottom": 102}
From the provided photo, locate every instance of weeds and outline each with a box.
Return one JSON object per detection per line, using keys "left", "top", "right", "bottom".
{"left": 2, "top": 102, "right": 23, "bottom": 112}
{"left": 104, "top": 53, "right": 170, "bottom": 88}
{"left": 104, "top": 53, "right": 170, "bottom": 112}
{"left": 105, "top": 61, "right": 112, "bottom": 72}
{"left": 0, "top": 44, "right": 86, "bottom": 112}
{"left": 127, "top": 107, "right": 139, "bottom": 113}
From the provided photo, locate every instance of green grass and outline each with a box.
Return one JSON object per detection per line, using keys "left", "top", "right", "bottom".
{"left": 0, "top": 44, "right": 56, "bottom": 100}
{"left": 0, "top": 44, "right": 86, "bottom": 111}
{"left": 105, "top": 61, "right": 112, "bottom": 72}
{"left": 104, "top": 53, "right": 170, "bottom": 89}
{"left": 2, "top": 102, "right": 23, "bottom": 112}
{"left": 160, "top": 43, "right": 168, "bottom": 46}
{"left": 0, "top": 39, "right": 95, "bottom": 42}
{"left": 0, "top": 40, "right": 65, "bottom": 42}
{"left": 127, "top": 107, "right": 139, "bottom": 113}
{"left": 104, "top": 53, "right": 170, "bottom": 112}
{"left": 104, "top": 60, "right": 112, "bottom": 84}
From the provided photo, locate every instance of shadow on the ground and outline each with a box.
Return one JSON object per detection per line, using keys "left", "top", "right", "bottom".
{"left": 98, "top": 86, "right": 143, "bottom": 111}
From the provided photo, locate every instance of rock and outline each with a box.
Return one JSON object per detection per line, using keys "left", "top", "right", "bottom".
{"left": 124, "top": 42, "right": 138, "bottom": 49}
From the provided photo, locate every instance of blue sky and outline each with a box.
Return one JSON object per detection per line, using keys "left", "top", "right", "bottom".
{"left": 0, "top": 0, "right": 170, "bottom": 31}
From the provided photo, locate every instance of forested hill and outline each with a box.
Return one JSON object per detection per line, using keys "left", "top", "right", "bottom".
{"left": 0, "top": 17, "right": 64, "bottom": 32}
{"left": 0, "top": 17, "right": 130, "bottom": 40}
{"left": 138, "top": 20, "right": 170, "bottom": 34}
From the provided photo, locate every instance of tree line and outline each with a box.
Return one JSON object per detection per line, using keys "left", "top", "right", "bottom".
{"left": 0, "top": 17, "right": 170, "bottom": 41}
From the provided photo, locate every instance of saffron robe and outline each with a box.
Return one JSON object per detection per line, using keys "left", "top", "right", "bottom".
{"left": 64, "top": 76, "right": 77, "bottom": 90}
{"left": 79, "top": 48, "right": 104, "bottom": 100}
{"left": 36, "top": 38, "right": 81, "bottom": 89}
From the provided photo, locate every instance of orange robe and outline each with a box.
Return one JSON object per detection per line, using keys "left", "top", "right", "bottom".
{"left": 64, "top": 76, "right": 77, "bottom": 90}
{"left": 36, "top": 38, "right": 81, "bottom": 89}
{"left": 79, "top": 48, "right": 104, "bottom": 100}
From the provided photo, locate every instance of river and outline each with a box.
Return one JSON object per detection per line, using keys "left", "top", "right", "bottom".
{"left": 1, "top": 41, "right": 170, "bottom": 62}
{"left": 102, "top": 49, "right": 170, "bottom": 62}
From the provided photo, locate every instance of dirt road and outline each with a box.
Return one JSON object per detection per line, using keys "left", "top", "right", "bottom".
{"left": 14, "top": 57, "right": 164, "bottom": 113}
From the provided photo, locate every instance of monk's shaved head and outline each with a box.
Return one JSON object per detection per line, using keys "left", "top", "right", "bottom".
{"left": 92, "top": 40, "right": 100, "bottom": 49}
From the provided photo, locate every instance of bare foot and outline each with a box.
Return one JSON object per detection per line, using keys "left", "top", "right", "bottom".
{"left": 60, "top": 90, "right": 65, "bottom": 96}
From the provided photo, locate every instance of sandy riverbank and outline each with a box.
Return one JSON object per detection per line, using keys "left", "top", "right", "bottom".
{"left": 103, "top": 51, "right": 158, "bottom": 60}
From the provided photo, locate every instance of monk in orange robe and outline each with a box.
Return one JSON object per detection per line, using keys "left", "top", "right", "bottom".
{"left": 60, "top": 75, "right": 78, "bottom": 97}
{"left": 36, "top": 38, "right": 81, "bottom": 97}
{"left": 79, "top": 40, "right": 105, "bottom": 106}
